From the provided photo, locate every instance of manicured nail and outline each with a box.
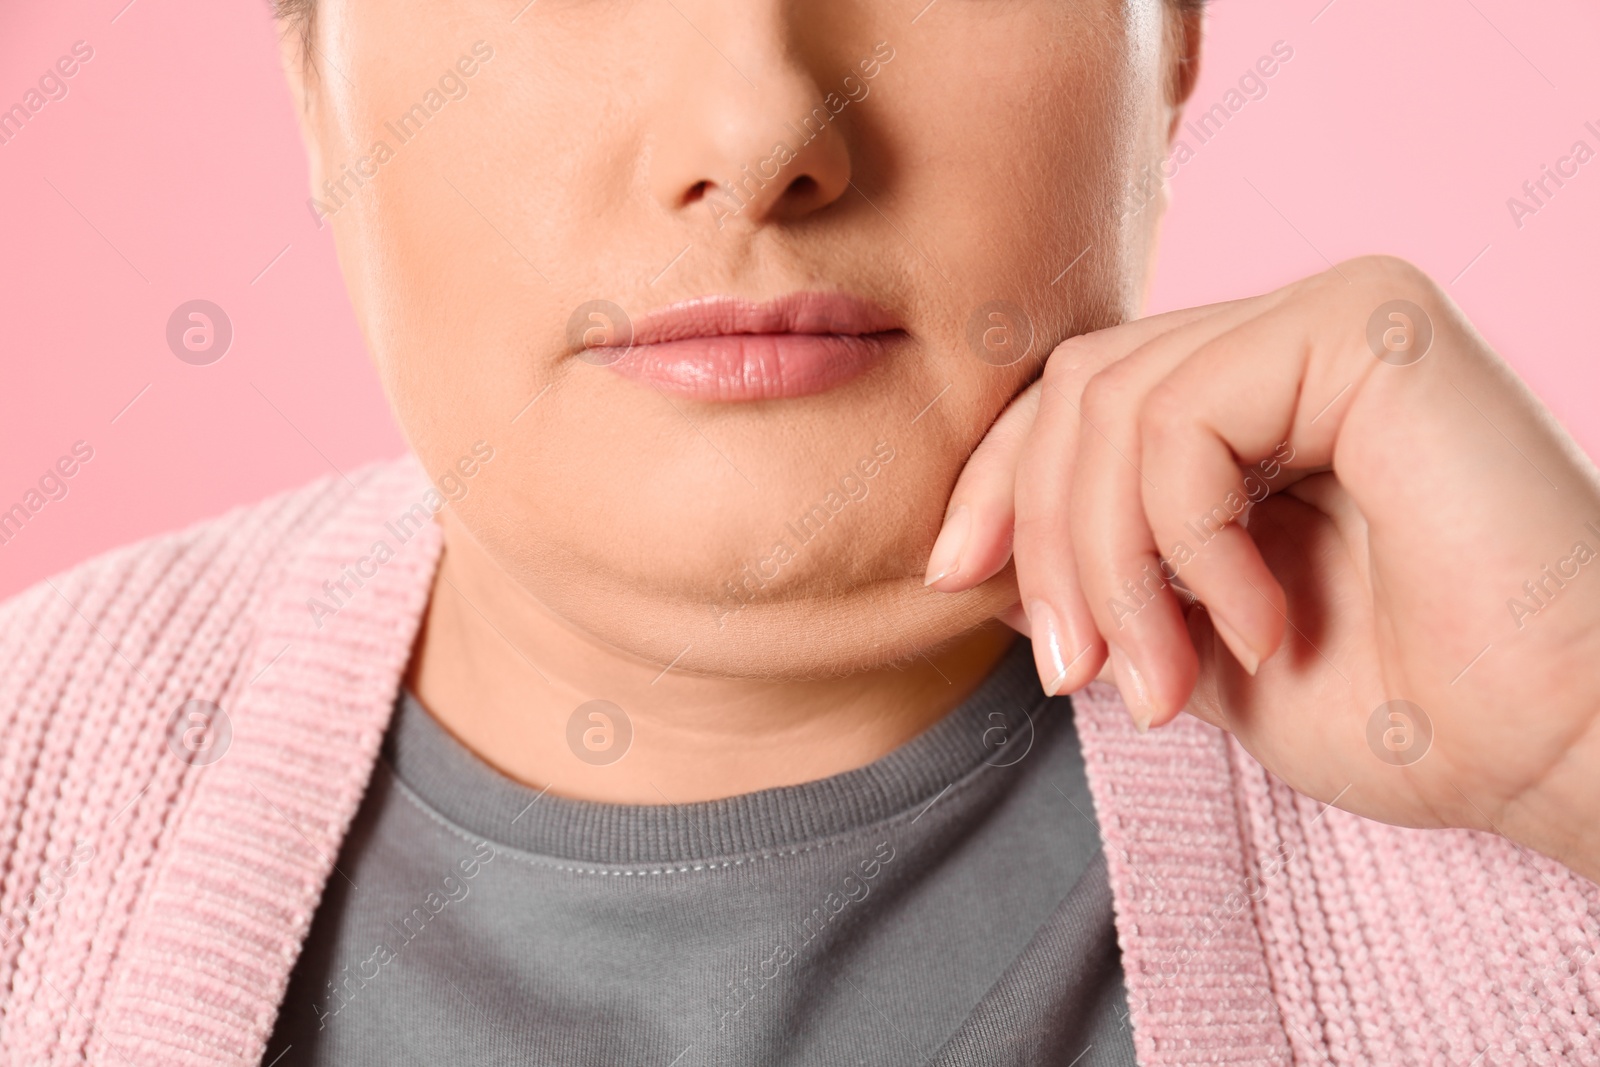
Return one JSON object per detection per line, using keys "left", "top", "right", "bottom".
{"left": 923, "top": 505, "right": 970, "bottom": 586}
{"left": 1028, "top": 599, "right": 1069, "bottom": 696}
{"left": 1210, "top": 614, "right": 1260, "bottom": 676}
{"left": 1109, "top": 644, "right": 1155, "bottom": 734}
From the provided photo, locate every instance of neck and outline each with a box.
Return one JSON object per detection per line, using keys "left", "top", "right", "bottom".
{"left": 405, "top": 523, "right": 1016, "bottom": 805}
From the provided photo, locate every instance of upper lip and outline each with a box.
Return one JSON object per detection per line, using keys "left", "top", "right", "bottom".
{"left": 601, "top": 292, "right": 904, "bottom": 347}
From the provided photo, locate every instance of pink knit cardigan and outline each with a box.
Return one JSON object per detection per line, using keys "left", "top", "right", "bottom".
{"left": 1, "top": 457, "right": 1596, "bottom": 1066}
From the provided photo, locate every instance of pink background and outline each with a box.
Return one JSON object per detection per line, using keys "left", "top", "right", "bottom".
{"left": 2, "top": 0, "right": 1597, "bottom": 600}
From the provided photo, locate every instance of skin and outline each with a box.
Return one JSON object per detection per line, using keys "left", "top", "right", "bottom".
{"left": 279, "top": 0, "right": 1197, "bottom": 802}
{"left": 279, "top": 3, "right": 1600, "bottom": 881}
{"left": 932, "top": 257, "right": 1600, "bottom": 883}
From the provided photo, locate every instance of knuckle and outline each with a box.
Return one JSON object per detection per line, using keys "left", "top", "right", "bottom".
{"left": 1342, "top": 253, "right": 1438, "bottom": 303}
{"left": 1078, "top": 367, "right": 1125, "bottom": 425}
{"left": 1141, "top": 378, "right": 1189, "bottom": 425}
{"left": 1347, "top": 252, "right": 1423, "bottom": 280}
{"left": 1011, "top": 510, "right": 1063, "bottom": 544}
{"left": 1012, "top": 455, "right": 1067, "bottom": 528}
{"left": 1045, "top": 332, "right": 1100, "bottom": 371}
{"left": 1139, "top": 382, "right": 1190, "bottom": 453}
{"left": 1043, "top": 333, "right": 1108, "bottom": 391}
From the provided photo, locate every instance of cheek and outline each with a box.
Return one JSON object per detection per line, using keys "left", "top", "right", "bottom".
{"left": 324, "top": 6, "right": 624, "bottom": 388}
{"left": 875, "top": 4, "right": 1150, "bottom": 356}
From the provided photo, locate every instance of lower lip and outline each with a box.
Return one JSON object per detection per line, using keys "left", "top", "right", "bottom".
{"left": 597, "top": 332, "right": 899, "bottom": 401}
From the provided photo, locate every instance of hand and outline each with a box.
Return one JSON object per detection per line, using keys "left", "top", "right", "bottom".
{"left": 927, "top": 256, "right": 1600, "bottom": 881}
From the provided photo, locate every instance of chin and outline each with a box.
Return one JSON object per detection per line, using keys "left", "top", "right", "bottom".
{"left": 574, "top": 567, "right": 1019, "bottom": 682}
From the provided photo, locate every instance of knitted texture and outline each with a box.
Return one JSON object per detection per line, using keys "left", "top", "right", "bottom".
{"left": 0, "top": 458, "right": 441, "bottom": 1066}
{"left": 0, "top": 454, "right": 1597, "bottom": 1065}
{"left": 1072, "top": 682, "right": 1600, "bottom": 1065}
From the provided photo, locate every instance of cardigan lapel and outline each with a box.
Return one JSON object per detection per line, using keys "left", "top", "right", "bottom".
{"left": 94, "top": 457, "right": 442, "bottom": 1067}
{"left": 1072, "top": 681, "right": 1294, "bottom": 1066}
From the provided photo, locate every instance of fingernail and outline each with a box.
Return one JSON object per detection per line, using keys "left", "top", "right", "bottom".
{"left": 923, "top": 505, "right": 970, "bottom": 587}
{"left": 1210, "top": 614, "right": 1260, "bottom": 676}
{"left": 1110, "top": 644, "right": 1155, "bottom": 734}
{"left": 1028, "top": 599, "right": 1069, "bottom": 696}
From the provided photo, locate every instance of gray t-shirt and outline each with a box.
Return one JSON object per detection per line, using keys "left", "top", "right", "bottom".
{"left": 267, "top": 639, "right": 1136, "bottom": 1066}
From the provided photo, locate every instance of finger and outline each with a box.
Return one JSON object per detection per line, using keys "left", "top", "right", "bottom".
{"left": 1179, "top": 602, "right": 1230, "bottom": 731}
{"left": 1283, "top": 471, "right": 1370, "bottom": 584}
{"left": 1069, "top": 296, "right": 1280, "bottom": 729}
{"left": 925, "top": 381, "right": 1042, "bottom": 592}
{"left": 1136, "top": 278, "right": 1375, "bottom": 674}
{"left": 1013, "top": 300, "right": 1244, "bottom": 696}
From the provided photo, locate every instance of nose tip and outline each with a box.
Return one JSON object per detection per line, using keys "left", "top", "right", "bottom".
{"left": 646, "top": 27, "right": 857, "bottom": 232}
{"left": 686, "top": 128, "right": 852, "bottom": 228}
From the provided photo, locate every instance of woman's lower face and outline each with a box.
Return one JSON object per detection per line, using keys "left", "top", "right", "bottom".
{"left": 288, "top": 0, "right": 1189, "bottom": 678}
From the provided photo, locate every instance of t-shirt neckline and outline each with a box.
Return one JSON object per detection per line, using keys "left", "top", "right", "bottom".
{"left": 386, "top": 637, "right": 1059, "bottom": 866}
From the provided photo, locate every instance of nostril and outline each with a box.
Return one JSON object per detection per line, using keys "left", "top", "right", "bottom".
{"left": 784, "top": 175, "right": 818, "bottom": 202}
{"left": 683, "top": 180, "right": 711, "bottom": 206}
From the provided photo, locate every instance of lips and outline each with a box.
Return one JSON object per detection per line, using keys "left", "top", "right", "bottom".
{"left": 582, "top": 292, "right": 904, "bottom": 401}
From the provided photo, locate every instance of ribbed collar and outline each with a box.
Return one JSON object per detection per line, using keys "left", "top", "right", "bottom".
{"left": 388, "top": 637, "right": 1056, "bottom": 865}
